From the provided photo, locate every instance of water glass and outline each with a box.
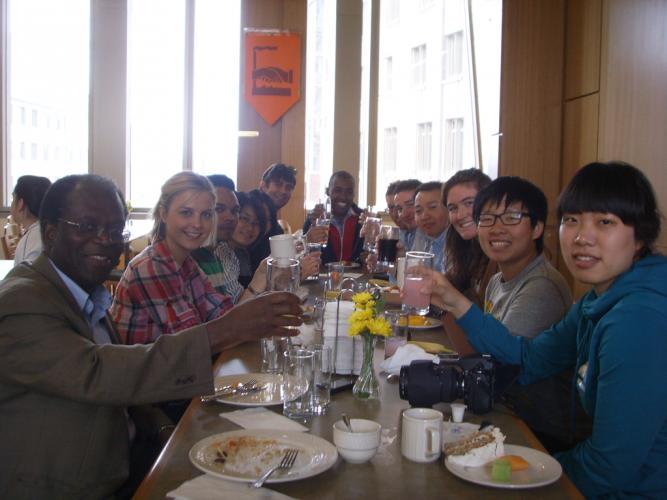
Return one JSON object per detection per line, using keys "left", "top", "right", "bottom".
{"left": 309, "top": 344, "right": 332, "bottom": 415}
{"left": 283, "top": 348, "right": 314, "bottom": 420}
{"left": 325, "top": 261, "right": 345, "bottom": 298}
{"left": 383, "top": 310, "right": 408, "bottom": 358}
{"left": 362, "top": 217, "right": 381, "bottom": 252}
{"left": 261, "top": 336, "right": 290, "bottom": 373}
{"left": 312, "top": 297, "right": 326, "bottom": 332}
{"left": 304, "top": 242, "right": 322, "bottom": 281}
{"left": 315, "top": 217, "right": 331, "bottom": 248}
{"left": 267, "top": 258, "right": 300, "bottom": 293}
{"left": 402, "top": 251, "right": 434, "bottom": 316}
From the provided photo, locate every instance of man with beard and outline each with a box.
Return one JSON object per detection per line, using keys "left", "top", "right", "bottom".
{"left": 0, "top": 174, "right": 302, "bottom": 499}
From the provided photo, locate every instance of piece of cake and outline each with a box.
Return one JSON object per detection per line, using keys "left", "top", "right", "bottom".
{"left": 444, "top": 427, "right": 505, "bottom": 467}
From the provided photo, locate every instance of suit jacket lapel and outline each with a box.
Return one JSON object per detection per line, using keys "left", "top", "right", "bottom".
{"left": 28, "top": 255, "right": 99, "bottom": 343}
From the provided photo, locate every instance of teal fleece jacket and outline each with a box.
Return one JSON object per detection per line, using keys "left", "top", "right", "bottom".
{"left": 457, "top": 254, "right": 667, "bottom": 498}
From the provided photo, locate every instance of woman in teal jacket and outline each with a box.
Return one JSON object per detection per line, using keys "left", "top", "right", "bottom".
{"left": 429, "top": 161, "right": 667, "bottom": 498}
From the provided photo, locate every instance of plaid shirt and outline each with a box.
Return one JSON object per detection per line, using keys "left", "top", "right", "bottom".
{"left": 110, "top": 240, "right": 233, "bottom": 344}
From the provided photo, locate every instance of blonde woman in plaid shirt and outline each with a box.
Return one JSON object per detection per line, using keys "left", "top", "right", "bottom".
{"left": 110, "top": 172, "right": 233, "bottom": 345}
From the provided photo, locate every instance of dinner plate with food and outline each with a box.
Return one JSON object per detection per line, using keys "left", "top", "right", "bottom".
{"left": 189, "top": 430, "right": 338, "bottom": 484}
{"left": 443, "top": 427, "right": 562, "bottom": 489}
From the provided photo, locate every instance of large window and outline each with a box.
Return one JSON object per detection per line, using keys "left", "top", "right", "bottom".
{"left": 128, "top": 0, "right": 241, "bottom": 207}
{"left": 410, "top": 44, "right": 427, "bottom": 89}
{"left": 6, "top": 0, "right": 90, "bottom": 200}
{"left": 374, "top": 0, "right": 502, "bottom": 201}
{"left": 3, "top": 0, "right": 241, "bottom": 208}
{"left": 416, "top": 122, "right": 432, "bottom": 171}
{"left": 305, "top": 0, "right": 336, "bottom": 208}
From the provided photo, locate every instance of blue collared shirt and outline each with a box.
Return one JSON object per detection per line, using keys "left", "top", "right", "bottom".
{"left": 420, "top": 228, "right": 448, "bottom": 273}
{"left": 50, "top": 259, "right": 113, "bottom": 345}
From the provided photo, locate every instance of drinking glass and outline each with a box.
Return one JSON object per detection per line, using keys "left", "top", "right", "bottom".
{"left": 267, "top": 258, "right": 301, "bottom": 333}
{"left": 383, "top": 310, "right": 408, "bottom": 358}
{"left": 283, "top": 348, "right": 314, "bottom": 420}
{"left": 378, "top": 225, "right": 400, "bottom": 269}
{"left": 304, "top": 242, "right": 322, "bottom": 281}
{"left": 315, "top": 216, "right": 331, "bottom": 248}
{"left": 260, "top": 336, "right": 290, "bottom": 373}
{"left": 325, "top": 261, "right": 345, "bottom": 300}
{"left": 362, "top": 217, "right": 381, "bottom": 252}
{"left": 267, "top": 258, "right": 300, "bottom": 293}
{"left": 402, "top": 251, "right": 434, "bottom": 316}
{"left": 309, "top": 344, "right": 332, "bottom": 415}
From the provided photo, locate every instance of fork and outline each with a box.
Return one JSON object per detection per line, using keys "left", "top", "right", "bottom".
{"left": 249, "top": 448, "right": 299, "bottom": 488}
{"left": 200, "top": 379, "right": 258, "bottom": 402}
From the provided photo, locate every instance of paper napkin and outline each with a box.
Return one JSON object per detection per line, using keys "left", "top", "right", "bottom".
{"left": 220, "top": 407, "right": 309, "bottom": 432}
{"left": 379, "top": 344, "right": 436, "bottom": 375}
{"left": 167, "top": 474, "right": 295, "bottom": 500}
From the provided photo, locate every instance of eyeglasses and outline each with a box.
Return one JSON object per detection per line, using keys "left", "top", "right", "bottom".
{"left": 59, "top": 219, "right": 130, "bottom": 242}
{"left": 477, "top": 211, "right": 531, "bottom": 227}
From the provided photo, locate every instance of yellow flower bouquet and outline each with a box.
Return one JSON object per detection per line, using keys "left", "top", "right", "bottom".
{"left": 349, "top": 291, "right": 391, "bottom": 399}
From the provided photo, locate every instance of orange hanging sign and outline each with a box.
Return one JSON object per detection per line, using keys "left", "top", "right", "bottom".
{"left": 244, "top": 30, "right": 301, "bottom": 126}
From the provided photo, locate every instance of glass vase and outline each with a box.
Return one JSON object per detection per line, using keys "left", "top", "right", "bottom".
{"left": 353, "top": 333, "right": 380, "bottom": 400}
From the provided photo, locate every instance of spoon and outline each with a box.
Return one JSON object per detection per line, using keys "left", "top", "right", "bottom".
{"left": 342, "top": 413, "right": 354, "bottom": 432}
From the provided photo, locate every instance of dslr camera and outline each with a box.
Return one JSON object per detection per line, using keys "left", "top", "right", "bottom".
{"left": 399, "top": 353, "right": 496, "bottom": 414}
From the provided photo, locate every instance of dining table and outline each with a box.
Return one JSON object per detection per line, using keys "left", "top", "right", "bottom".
{"left": 134, "top": 282, "right": 583, "bottom": 500}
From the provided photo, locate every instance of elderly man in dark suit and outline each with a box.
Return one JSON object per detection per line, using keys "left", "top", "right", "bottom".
{"left": 0, "top": 174, "right": 302, "bottom": 499}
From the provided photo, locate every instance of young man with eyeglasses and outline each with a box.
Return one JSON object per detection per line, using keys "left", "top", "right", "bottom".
{"left": 428, "top": 176, "right": 579, "bottom": 452}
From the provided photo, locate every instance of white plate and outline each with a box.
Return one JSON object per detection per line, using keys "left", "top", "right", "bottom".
{"left": 213, "top": 373, "right": 306, "bottom": 407}
{"left": 445, "top": 444, "right": 562, "bottom": 489}
{"left": 406, "top": 317, "right": 443, "bottom": 330}
{"left": 189, "top": 430, "right": 338, "bottom": 484}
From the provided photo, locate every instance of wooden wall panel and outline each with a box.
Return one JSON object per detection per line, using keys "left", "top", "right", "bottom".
{"left": 237, "top": 0, "right": 307, "bottom": 231}
{"left": 564, "top": 0, "right": 602, "bottom": 99}
{"left": 598, "top": 0, "right": 667, "bottom": 251}
{"left": 560, "top": 93, "right": 600, "bottom": 298}
{"left": 499, "top": 0, "right": 566, "bottom": 262}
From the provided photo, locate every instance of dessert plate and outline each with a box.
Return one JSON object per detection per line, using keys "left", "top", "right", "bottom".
{"left": 212, "top": 373, "right": 305, "bottom": 407}
{"left": 445, "top": 444, "right": 562, "bottom": 489}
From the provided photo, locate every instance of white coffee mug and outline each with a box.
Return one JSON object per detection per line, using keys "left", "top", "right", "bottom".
{"left": 401, "top": 408, "right": 443, "bottom": 463}
{"left": 269, "top": 234, "right": 296, "bottom": 259}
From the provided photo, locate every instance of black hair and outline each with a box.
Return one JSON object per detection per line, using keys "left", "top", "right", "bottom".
{"left": 557, "top": 161, "right": 661, "bottom": 257}
{"left": 413, "top": 181, "right": 443, "bottom": 200}
{"left": 235, "top": 191, "right": 267, "bottom": 242}
{"left": 13, "top": 175, "right": 52, "bottom": 218}
{"left": 39, "top": 174, "right": 127, "bottom": 242}
{"left": 328, "top": 170, "right": 355, "bottom": 188}
{"left": 473, "top": 176, "right": 548, "bottom": 253}
{"left": 442, "top": 169, "right": 492, "bottom": 292}
{"left": 394, "top": 179, "right": 422, "bottom": 193}
{"left": 207, "top": 174, "right": 235, "bottom": 191}
{"left": 247, "top": 188, "right": 277, "bottom": 234}
{"left": 385, "top": 180, "right": 400, "bottom": 197}
{"left": 261, "top": 162, "right": 297, "bottom": 186}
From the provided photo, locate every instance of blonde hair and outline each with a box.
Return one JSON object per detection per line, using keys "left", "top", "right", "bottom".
{"left": 151, "top": 171, "right": 217, "bottom": 248}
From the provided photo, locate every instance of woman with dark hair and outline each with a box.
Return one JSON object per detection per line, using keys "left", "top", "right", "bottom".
{"left": 429, "top": 161, "right": 667, "bottom": 497}
{"left": 442, "top": 168, "right": 495, "bottom": 304}
{"left": 10, "top": 175, "right": 52, "bottom": 265}
{"left": 231, "top": 191, "right": 267, "bottom": 289}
